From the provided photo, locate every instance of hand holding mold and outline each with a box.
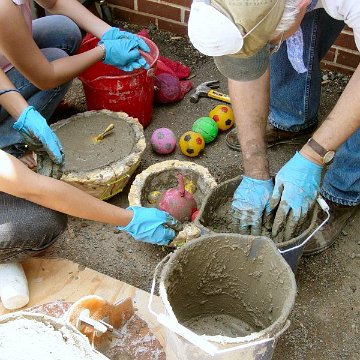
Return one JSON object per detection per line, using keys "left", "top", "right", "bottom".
{"left": 116, "top": 206, "right": 182, "bottom": 245}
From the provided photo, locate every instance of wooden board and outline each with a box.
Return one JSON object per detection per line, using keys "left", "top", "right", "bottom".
{"left": 0, "top": 257, "right": 165, "bottom": 347}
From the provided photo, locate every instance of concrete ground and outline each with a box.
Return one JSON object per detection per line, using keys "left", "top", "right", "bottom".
{"left": 44, "top": 25, "right": 360, "bottom": 359}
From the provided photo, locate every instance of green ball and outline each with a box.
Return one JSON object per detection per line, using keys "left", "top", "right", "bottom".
{"left": 192, "top": 117, "right": 219, "bottom": 143}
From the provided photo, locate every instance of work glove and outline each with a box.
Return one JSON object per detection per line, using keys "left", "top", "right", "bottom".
{"left": 99, "top": 28, "right": 150, "bottom": 71}
{"left": 270, "top": 151, "right": 323, "bottom": 241}
{"left": 231, "top": 176, "right": 274, "bottom": 236}
{"left": 13, "top": 106, "right": 64, "bottom": 169}
{"left": 117, "top": 206, "right": 182, "bottom": 245}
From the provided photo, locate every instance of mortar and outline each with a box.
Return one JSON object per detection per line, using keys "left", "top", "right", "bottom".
{"left": 52, "top": 110, "right": 146, "bottom": 200}
{"left": 194, "top": 175, "right": 320, "bottom": 272}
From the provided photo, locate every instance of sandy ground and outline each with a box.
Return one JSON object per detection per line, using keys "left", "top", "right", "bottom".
{"left": 44, "top": 25, "right": 360, "bottom": 359}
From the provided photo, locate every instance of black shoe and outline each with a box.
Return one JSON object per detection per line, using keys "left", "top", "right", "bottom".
{"left": 225, "top": 123, "right": 317, "bottom": 151}
{"left": 303, "top": 200, "right": 359, "bottom": 256}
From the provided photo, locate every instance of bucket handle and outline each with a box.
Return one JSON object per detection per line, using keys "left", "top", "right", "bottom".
{"left": 148, "top": 254, "right": 289, "bottom": 356}
{"left": 279, "top": 196, "right": 330, "bottom": 255}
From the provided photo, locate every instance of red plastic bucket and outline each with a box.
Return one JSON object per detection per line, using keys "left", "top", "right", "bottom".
{"left": 77, "top": 35, "right": 159, "bottom": 128}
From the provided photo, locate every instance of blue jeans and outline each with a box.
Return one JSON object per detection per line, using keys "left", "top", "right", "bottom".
{"left": 270, "top": 9, "right": 360, "bottom": 206}
{"left": 0, "top": 15, "right": 82, "bottom": 157}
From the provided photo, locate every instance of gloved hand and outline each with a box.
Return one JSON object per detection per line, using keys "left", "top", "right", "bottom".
{"left": 231, "top": 176, "right": 274, "bottom": 235}
{"left": 117, "top": 206, "right": 182, "bottom": 245}
{"left": 12, "top": 106, "right": 64, "bottom": 165}
{"left": 270, "top": 151, "right": 323, "bottom": 241}
{"left": 99, "top": 28, "right": 150, "bottom": 71}
{"left": 101, "top": 27, "right": 150, "bottom": 53}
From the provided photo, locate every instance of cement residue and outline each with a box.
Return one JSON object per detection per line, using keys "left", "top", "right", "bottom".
{"left": 0, "top": 316, "right": 103, "bottom": 360}
{"left": 161, "top": 235, "right": 296, "bottom": 345}
{"left": 54, "top": 114, "right": 135, "bottom": 172}
{"left": 183, "top": 314, "right": 256, "bottom": 337}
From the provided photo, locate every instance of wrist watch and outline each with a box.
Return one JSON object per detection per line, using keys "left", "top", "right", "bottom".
{"left": 307, "top": 138, "right": 335, "bottom": 165}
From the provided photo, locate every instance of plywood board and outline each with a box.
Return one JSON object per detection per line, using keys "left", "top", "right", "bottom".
{"left": 0, "top": 257, "right": 165, "bottom": 346}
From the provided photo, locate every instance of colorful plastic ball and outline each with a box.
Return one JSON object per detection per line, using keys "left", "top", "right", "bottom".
{"left": 179, "top": 131, "right": 205, "bottom": 157}
{"left": 209, "top": 105, "right": 235, "bottom": 131}
{"left": 191, "top": 117, "right": 218, "bottom": 143}
{"left": 150, "top": 128, "right": 177, "bottom": 154}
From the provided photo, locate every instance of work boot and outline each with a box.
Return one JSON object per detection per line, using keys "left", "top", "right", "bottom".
{"left": 303, "top": 200, "right": 359, "bottom": 256}
{"left": 225, "top": 123, "right": 317, "bottom": 151}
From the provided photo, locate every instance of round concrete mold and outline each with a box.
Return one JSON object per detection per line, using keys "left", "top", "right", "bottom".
{"left": 0, "top": 311, "right": 107, "bottom": 359}
{"left": 194, "top": 175, "right": 320, "bottom": 272}
{"left": 128, "top": 160, "right": 217, "bottom": 211}
{"left": 52, "top": 110, "right": 146, "bottom": 200}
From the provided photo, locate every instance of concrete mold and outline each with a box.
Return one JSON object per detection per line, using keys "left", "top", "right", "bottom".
{"left": 52, "top": 110, "right": 146, "bottom": 200}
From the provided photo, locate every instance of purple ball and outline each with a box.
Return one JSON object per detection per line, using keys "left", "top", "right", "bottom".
{"left": 150, "top": 128, "right": 177, "bottom": 154}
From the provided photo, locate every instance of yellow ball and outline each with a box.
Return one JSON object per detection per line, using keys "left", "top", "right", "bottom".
{"left": 209, "top": 105, "right": 235, "bottom": 131}
{"left": 179, "top": 131, "right": 205, "bottom": 157}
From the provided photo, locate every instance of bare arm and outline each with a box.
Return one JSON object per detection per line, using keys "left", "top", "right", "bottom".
{"left": 0, "top": 0, "right": 108, "bottom": 90}
{"left": 0, "top": 150, "right": 133, "bottom": 227}
{"left": 0, "top": 69, "right": 28, "bottom": 118}
{"left": 228, "top": 67, "right": 271, "bottom": 180}
{"left": 301, "top": 64, "right": 360, "bottom": 164}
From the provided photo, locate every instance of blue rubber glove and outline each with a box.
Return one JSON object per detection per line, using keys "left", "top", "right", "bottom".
{"left": 270, "top": 151, "right": 323, "bottom": 241}
{"left": 99, "top": 37, "right": 150, "bottom": 71}
{"left": 101, "top": 27, "right": 150, "bottom": 53}
{"left": 12, "top": 106, "right": 64, "bottom": 165}
{"left": 231, "top": 176, "right": 274, "bottom": 235}
{"left": 117, "top": 206, "right": 182, "bottom": 246}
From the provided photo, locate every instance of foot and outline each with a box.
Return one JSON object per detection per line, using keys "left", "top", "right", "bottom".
{"left": 19, "top": 152, "right": 36, "bottom": 169}
{"left": 303, "top": 200, "right": 359, "bottom": 256}
{"left": 225, "top": 123, "right": 317, "bottom": 151}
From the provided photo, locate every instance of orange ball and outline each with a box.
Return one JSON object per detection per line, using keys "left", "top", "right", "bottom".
{"left": 209, "top": 105, "right": 235, "bottom": 131}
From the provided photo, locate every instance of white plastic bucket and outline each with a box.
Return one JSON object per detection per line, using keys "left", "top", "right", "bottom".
{"left": 149, "top": 234, "right": 297, "bottom": 360}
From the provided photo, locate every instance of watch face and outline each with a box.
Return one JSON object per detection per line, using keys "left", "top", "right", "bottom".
{"left": 324, "top": 150, "right": 335, "bottom": 164}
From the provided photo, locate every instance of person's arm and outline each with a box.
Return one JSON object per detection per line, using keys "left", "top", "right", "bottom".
{"left": 0, "top": 69, "right": 28, "bottom": 118}
{"left": 0, "top": 150, "right": 180, "bottom": 245}
{"left": 229, "top": 68, "right": 274, "bottom": 235}
{"left": 0, "top": 149, "right": 132, "bottom": 226}
{"left": 301, "top": 64, "right": 360, "bottom": 164}
{"left": 0, "top": 0, "right": 104, "bottom": 90}
{"left": 228, "top": 67, "right": 271, "bottom": 180}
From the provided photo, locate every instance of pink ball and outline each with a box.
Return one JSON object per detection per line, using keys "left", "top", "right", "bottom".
{"left": 150, "top": 128, "right": 177, "bottom": 154}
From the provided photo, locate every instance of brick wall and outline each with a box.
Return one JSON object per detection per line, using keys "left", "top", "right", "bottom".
{"left": 107, "top": 0, "right": 360, "bottom": 74}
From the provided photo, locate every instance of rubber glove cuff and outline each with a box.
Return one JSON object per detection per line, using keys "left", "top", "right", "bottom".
{"left": 12, "top": 106, "right": 33, "bottom": 132}
{"left": 293, "top": 151, "right": 323, "bottom": 173}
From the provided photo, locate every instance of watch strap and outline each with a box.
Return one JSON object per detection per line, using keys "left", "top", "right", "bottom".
{"left": 307, "top": 138, "right": 327, "bottom": 158}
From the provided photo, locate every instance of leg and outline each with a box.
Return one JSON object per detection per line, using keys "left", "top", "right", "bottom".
{"left": 0, "top": 192, "right": 68, "bottom": 263}
{"left": 0, "top": 15, "right": 82, "bottom": 156}
{"left": 269, "top": 9, "right": 344, "bottom": 131}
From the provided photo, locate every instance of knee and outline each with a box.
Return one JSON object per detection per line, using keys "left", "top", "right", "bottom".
{"left": 0, "top": 196, "right": 68, "bottom": 262}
